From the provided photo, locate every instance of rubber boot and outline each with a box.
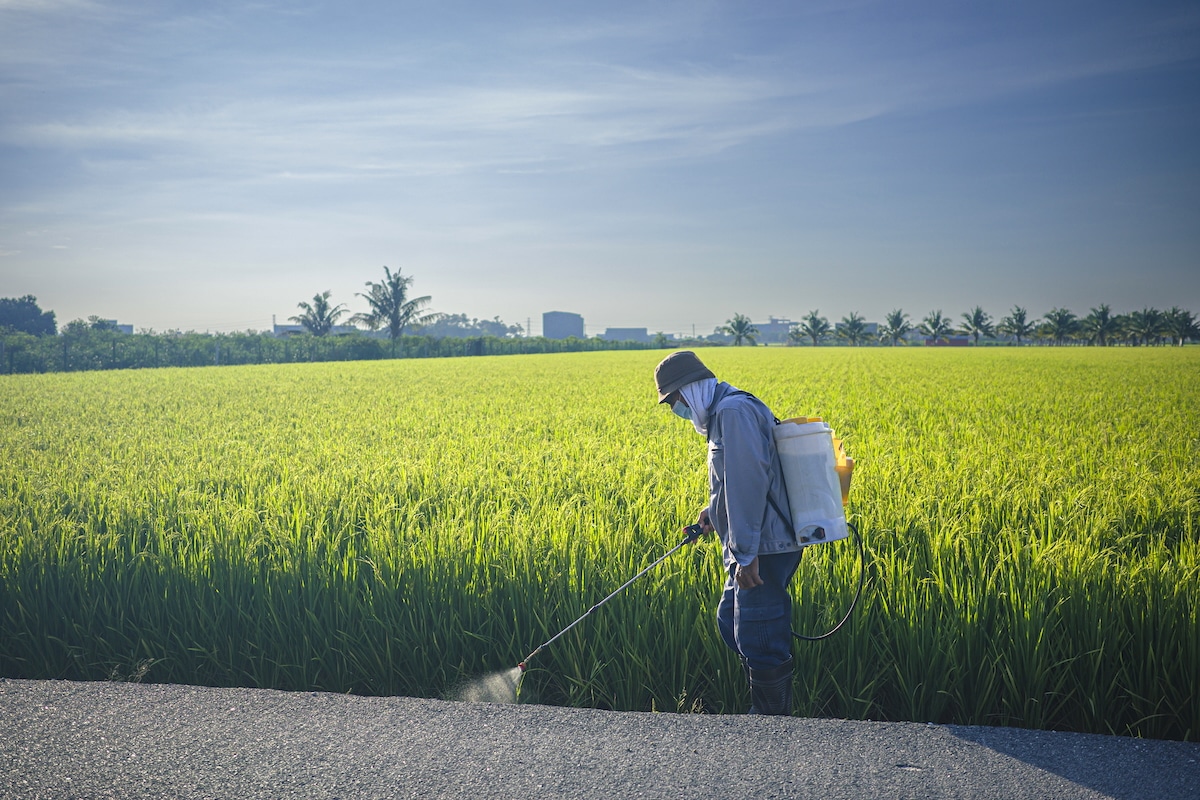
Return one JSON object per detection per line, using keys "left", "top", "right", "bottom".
{"left": 739, "top": 655, "right": 777, "bottom": 714}
{"left": 747, "top": 656, "right": 793, "bottom": 716}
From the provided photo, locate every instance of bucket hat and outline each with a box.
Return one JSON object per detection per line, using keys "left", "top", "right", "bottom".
{"left": 654, "top": 351, "right": 716, "bottom": 403}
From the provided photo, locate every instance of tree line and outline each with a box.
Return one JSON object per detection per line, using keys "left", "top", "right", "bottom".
{"left": 0, "top": 267, "right": 627, "bottom": 374}
{"left": 3, "top": 275, "right": 1197, "bottom": 375}
{"left": 287, "top": 266, "right": 439, "bottom": 345}
{"left": 0, "top": 267, "right": 673, "bottom": 375}
{"left": 0, "top": 324, "right": 667, "bottom": 375}
{"left": 720, "top": 304, "right": 1199, "bottom": 347}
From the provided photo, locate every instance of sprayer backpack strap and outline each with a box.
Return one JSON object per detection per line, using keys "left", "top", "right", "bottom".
{"left": 714, "top": 389, "right": 794, "bottom": 536}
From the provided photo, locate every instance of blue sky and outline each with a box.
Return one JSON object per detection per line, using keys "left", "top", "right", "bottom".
{"left": 2, "top": 0, "right": 1197, "bottom": 336}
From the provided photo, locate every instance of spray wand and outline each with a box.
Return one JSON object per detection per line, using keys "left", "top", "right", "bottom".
{"left": 517, "top": 523, "right": 706, "bottom": 673}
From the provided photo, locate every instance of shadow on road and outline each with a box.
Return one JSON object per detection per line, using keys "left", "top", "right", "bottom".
{"left": 948, "top": 724, "right": 1200, "bottom": 800}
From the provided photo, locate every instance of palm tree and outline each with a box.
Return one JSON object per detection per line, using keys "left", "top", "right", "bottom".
{"left": 351, "top": 266, "right": 436, "bottom": 352}
{"left": 722, "top": 313, "right": 758, "bottom": 346}
{"left": 1042, "top": 307, "right": 1079, "bottom": 345}
{"left": 879, "top": 309, "right": 912, "bottom": 346}
{"left": 1080, "top": 304, "right": 1120, "bottom": 346}
{"left": 1163, "top": 307, "right": 1197, "bottom": 346}
{"left": 919, "top": 310, "right": 953, "bottom": 343}
{"left": 1112, "top": 312, "right": 1134, "bottom": 345}
{"left": 1125, "top": 307, "right": 1165, "bottom": 346}
{"left": 797, "top": 310, "right": 831, "bottom": 346}
{"left": 290, "top": 291, "right": 347, "bottom": 336}
{"left": 837, "top": 312, "right": 868, "bottom": 346}
{"left": 958, "top": 306, "right": 994, "bottom": 345}
{"left": 997, "top": 306, "right": 1037, "bottom": 345}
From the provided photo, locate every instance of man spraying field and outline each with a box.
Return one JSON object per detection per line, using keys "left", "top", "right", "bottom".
{"left": 654, "top": 351, "right": 803, "bottom": 715}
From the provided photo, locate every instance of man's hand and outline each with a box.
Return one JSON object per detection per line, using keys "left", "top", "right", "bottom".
{"left": 735, "top": 557, "right": 764, "bottom": 589}
{"left": 684, "top": 509, "right": 716, "bottom": 545}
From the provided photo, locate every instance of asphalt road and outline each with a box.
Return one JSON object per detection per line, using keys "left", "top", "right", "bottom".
{"left": 2, "top": 678, "right": 1198, "bottom": 799}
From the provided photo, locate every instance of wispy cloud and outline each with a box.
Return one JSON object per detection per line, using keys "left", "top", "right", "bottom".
{"left": 2, "top": 2, "right": 898, "bottom": 193}
{"left": 11, "top": 0, "right": 1191, "bottom": 191}
{"left": 0, "top": 0, "right": 101, "bottom": 11}
{"left": 5, "top": 62, "right": 849, "bottom": 183}
{"left": 2, "top": 1, "right": 1197, "bottom": 332}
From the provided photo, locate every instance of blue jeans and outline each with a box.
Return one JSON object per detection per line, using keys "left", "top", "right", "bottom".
{"left": 716, "top": 550, "right": 802, "bottom": 671}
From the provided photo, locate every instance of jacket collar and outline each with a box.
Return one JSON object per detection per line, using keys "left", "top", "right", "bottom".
{"left": 704, "top": 382, "right": 736, "bottom": 439}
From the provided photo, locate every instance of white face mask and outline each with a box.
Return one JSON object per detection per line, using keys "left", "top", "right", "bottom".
{"left": 671, "top": 400, "right": 693, "bottom": 421}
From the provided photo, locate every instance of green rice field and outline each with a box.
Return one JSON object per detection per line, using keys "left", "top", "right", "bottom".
{"left": 1, "top": 347, "right": 1197, "bottom": 740}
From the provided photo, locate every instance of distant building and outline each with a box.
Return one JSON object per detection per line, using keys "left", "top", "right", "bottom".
{"left": 755, "top": 317, "right": 794, "bottom": 344}
{"left": 705, "top": 329, "right": 732, "bottom": 344}
{"left": 601, "top": 327, "right": 650, "bottom": 343}
{"left": 272, "top": 323, "right": 373, "bottom": 337}
{"left": 543, "top": 311, "right": 584, "bottom": 340}
{"left": 97, "top": 320, "right": 134, "bottom": 334}
{"left": 925, "top": 336, "right": 970, "bottom": 347}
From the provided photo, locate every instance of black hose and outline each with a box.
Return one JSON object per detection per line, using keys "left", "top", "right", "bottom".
{"left": 791, "top": 521, "right": 865, "bottom": 642}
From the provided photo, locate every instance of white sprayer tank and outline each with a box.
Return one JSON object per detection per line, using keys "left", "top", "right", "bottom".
{"left": 773, "top": 420, "right": 850, "bottom": 545}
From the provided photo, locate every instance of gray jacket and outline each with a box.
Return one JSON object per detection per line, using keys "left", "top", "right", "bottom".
{"left": 705, "top": 382, "right": 802, "bottom": 568}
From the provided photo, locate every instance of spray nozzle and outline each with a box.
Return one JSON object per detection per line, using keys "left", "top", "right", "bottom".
{"left": 517, "top": 662, "right": 528, "bottom": 672}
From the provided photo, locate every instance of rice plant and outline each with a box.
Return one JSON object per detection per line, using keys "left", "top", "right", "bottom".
{"left": 0, "top": 347, "right": 1196, "bottom": 740}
